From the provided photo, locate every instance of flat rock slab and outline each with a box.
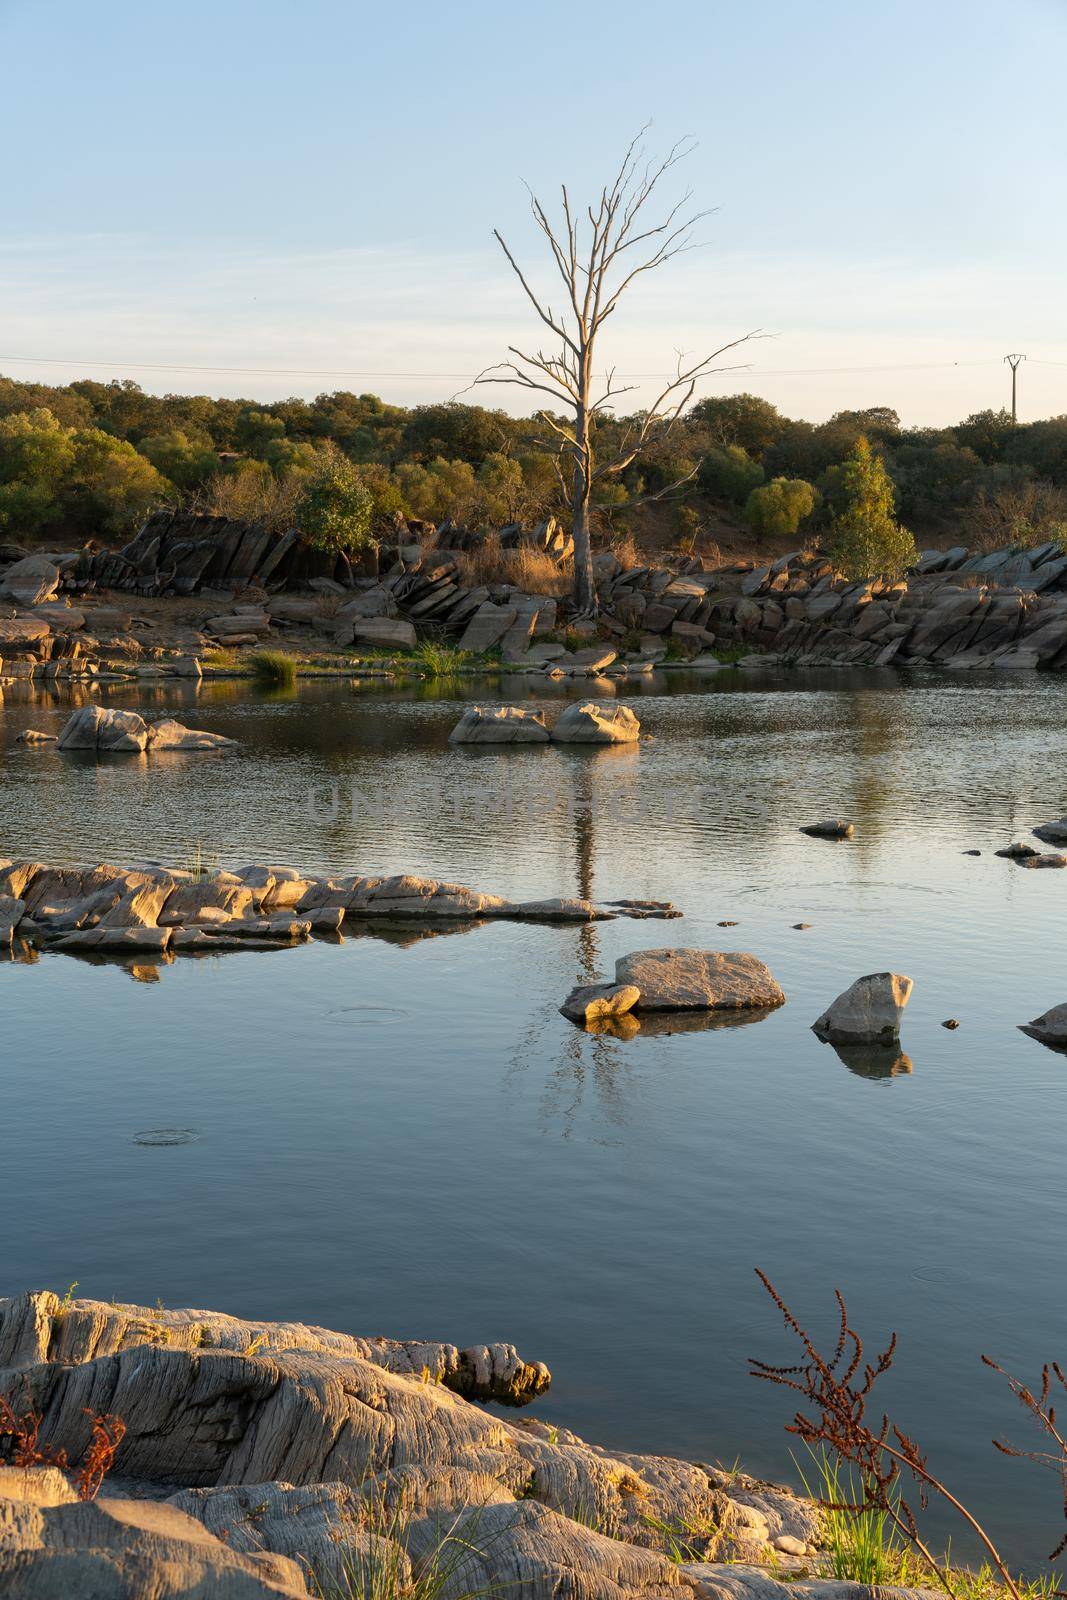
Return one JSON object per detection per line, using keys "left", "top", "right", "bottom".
{"left": 614, "top": 948, "right": 785, "bottom": 1011}
{"left": 449, "top": 705, "right": 549, "bottom": 743}
{"left": 350, "top": 617, "right": 416, "bottom": 650}
{"left": 813, "top": 972, "right": 913, "bottom": 1044}
{"left": 0, "top": 553, "right": 60, "bottom": 606}
{"left": 552, "top": 702, "right": 640, "bottom": 744}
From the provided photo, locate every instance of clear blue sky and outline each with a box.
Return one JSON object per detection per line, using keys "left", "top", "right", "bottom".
{"left": 2, "top": 0, "right": 1065, "bottom": 423}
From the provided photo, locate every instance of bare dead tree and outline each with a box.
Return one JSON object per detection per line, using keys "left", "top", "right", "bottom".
{"left": 476, "top": 129, "right": 759, "bottom": 611}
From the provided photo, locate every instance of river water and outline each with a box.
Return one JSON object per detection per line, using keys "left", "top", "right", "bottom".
{"left": 2, "top": 665, "right": 1066, "bottom": 1566}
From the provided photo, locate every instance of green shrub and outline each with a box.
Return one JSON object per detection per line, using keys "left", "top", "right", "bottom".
{"left": 698, "top": 444, "right": 764, "bottom": 504}
{"left": 296, "top": 448, "right": 375, "bottom": 557}
{"left": 743, "top": 476, "right": 818, "bottom": 538}
{"left": 826, "top": 436, "right": 916, "bottom": 580}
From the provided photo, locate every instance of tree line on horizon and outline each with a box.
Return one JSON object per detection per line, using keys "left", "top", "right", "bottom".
{"left": 1, "top": 373, "right": 1066, "bottom": 560}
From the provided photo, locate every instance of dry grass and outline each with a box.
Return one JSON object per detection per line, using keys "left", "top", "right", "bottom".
{"left": 608, "top": 531, "right": 641, "bottom": 570}
{"left": 197, "top": 468, "right": 305, "bottom": 532}
{"left": 455, "top": 535, "right": 572, "bottom": 596}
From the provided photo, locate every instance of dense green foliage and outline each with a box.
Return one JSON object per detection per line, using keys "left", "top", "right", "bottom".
{"left": 826, "top": 437, "right": 917, "bottom": 579}
{"left": 294, "top": 450, "right": 374, "bottom": 556}
{"left": 743, "top": 476, "right": 818, "bottom": 537}
{"left": 1, "top": 372, "right": 1067, "bottom": 550}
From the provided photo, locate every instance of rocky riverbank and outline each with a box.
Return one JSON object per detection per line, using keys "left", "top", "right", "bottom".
{"left": 5, "top": 523, "right": 1067, "bottom": 685}
{"left": 0, "top": 1287, "right": 920, "bottom": 1600}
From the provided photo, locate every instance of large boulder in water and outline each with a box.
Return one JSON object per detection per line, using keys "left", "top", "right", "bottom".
{"left": 57, "top": 705, "right": 150, "bottom": 752}
{"left": 812, "top": 972, "right": 913, "bottom": 1044}
{"left": 449, "top": 706, "right": 549, "bottom": 744}
{"left": 614, "top": 948, "right": 785, "bottom": 1011}
{"left": 551, "top": 702, "right": 640, "bottom": 744}
{"left": 56, "top": 707, "right": 236, "bottom": 753}
{"left": 1019, "top": 1003, "right": 1067, "bottom": 1050}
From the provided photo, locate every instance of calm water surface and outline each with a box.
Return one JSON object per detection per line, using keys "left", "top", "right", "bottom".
{"left": 2, "top": 665, "right": 1066, "bottom": 1565}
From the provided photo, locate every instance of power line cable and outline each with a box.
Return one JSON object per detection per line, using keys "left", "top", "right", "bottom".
{"left": 0, "top": 353, "right": 1006, "bottom": 381}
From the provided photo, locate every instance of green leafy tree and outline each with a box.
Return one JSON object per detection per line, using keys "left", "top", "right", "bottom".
{"left": 689, "top": 393, "right": 783, "bottom": 456}
{"left": 826, "top": 436, "right": 916, "bottom": 579}
{"left": 139, "top": 429, "right": 219, "bottom": 492}
{"left": 233, "top": 408, "right": 287, "bottom": 456}
{"left": 0, "top": 408, "right": 75, "bottom": 491}
{"left": 744, "top": 476, "right": 818, "bottom": 538}
{"left": 66, "top": 428, "right": 173, "bottom": 536}
{"left": 698, "top": 444, "right": 764, "bottom": 504}
{"left": 295, "top": 449, "right": 375, "bottom": 556}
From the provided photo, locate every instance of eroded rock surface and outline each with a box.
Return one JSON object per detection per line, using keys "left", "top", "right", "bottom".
{"left": 0, "top": 1292, "right": 831, "bottom": 1600}
{"left": 55, "top": 706, "right": 235, "bottom": 753}
{"left": 450, "top": 706, "right": 550, "bottom": 743}
{"left": 552, "top": 702, "right": 641, "bottom": 744}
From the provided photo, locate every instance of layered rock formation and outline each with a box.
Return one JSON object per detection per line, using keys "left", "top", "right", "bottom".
{"left": 0, "top": 1290, "right": 836, "bottom": 1599}
{"left": 0, "top": 859, "right": 679, "bottom": 963}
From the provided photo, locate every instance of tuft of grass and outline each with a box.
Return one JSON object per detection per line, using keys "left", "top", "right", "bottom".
{"left": 407, "top": 641, "right": 474, "bottom": 679}
{"left": 640, "top": 1509, "right": 721, "bottom": 1564}
{"left": 185, "top": 841, "right": 219, "bottom": 884}
{"left": 798, "top": 1451, "right": 898, "bottom": 1586}
{"left": 249, "top": 649, "right": 298, "bottom": 689}
{"left": 57, "top": 1281, "right": 78, "bottom": 1315}
{"left": 200, "top": 646, "right": 243, "bottom": 670}
{"left": 314, "top": 1482, "right": 501, "bottom": 1600}
{"left": 796, "top": 1452, "right": 1062, "bottom": 1600}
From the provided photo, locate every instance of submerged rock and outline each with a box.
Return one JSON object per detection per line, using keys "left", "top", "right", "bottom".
{"left": 1015, "top": 853, "right": 1067, "bottom": 869}
{"left": 799, "top": 819, "right": 854, "bottom": 839}
{"left": 1019, "top": 1003, "right": 1067, "bottom": 1050}
{"left": 614, "top": 948, "right": 785, "bottom": 1011}
{"left": 449, "top": 705, "right": 550, "bottom": 744}
{"left": 551, "top": 701, "right": 640, "bottom": 744}
{"left": 995, "top": 841, "right": 1039, "bottom": 859}
{"left": 812, "top": 972, "right": 913, "bottom": 1044}
{"left": 560, "top": 981, "right": 641, "bottom": 1025}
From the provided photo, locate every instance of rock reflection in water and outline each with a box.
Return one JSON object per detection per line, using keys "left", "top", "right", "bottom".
{"left": 830, "top": 1041, "right": 914, "bottom": 1079}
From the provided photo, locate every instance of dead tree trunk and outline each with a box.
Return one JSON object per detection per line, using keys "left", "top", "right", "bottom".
{"left": 477, "top": 130, "right": 758, "bottom": 612}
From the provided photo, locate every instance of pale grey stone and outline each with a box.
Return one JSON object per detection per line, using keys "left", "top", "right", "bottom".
{"left": 812, "top": 972, "right": 913, "bottom": 1043}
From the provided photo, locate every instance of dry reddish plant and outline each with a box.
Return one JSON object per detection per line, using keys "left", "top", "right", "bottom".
{"left": 749, "top": 1270, "right": 1026, "bottom": 1599}
{"left": 0, "top": 1391, "right": 125, "bottom": 1501}
{"left": 74, "top": 1412, "right": 126, "bottom": 1501}
{"left": 0, "top": 1393, "right": 69, "bottom": 1472}
{"left": 983, "top": 1356, "right": 1067, "bottom": 1562}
